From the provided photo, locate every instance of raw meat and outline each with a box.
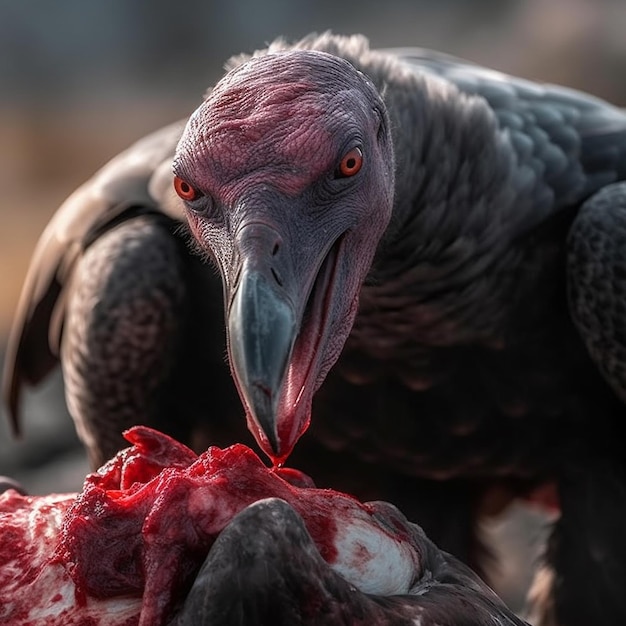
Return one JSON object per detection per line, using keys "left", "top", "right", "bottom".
{"left": 0, "top": 426, "right": 422, "bottom": 625}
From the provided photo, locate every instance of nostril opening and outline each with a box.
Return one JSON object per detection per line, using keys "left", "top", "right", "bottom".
{"left": 272, "top": 242, "right": 280, "bottom": 256}
{"left": 271, "top": 267, "right": 283, "bottom": 287}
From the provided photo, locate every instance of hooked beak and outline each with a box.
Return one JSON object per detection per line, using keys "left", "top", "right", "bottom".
{"left": 226, "top": 221, "right": 343, "bottom": 463}
{"left": 227, "top": 221, "right": 299, "bottom": 460}
{"left": 228, "top": 262, "right": 296, "bottom": 456}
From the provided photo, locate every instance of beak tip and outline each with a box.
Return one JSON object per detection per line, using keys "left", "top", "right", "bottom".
{"left": 247, "top": 383, "right": 281, "bottom": 457}
{"left": 266, "top": 431, "right": 281, "bottom": 457}
{"left": 228, "top": 265, "right": 298, "bottom": 462}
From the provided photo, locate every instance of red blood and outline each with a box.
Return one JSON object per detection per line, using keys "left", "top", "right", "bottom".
{"left": 53, "top": 427, "right": 347, "bottom": 625}
{"left": 0, "top": 491, "right": 80, "bottom": 624}
{"left": 272, "top": 466, "right": 316, "bottom": 488}
{"left": 3, "top": 427, "right": 417, "bottom": 625}
{"left": 523, "top": 481, "right": 561, "bottom": 517}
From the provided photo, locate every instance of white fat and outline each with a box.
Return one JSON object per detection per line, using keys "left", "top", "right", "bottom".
{"left": 22, "top": 564, "right": 141, "bottom": 624}
{"left": 330, "top": 512, "right": 419, "bottom": 595}
{"left": 0, "top": 491, "right": 141, "bottom": 625}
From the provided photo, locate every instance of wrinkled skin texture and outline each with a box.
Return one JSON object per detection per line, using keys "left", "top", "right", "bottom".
{"left": 5, "top": 33, "right": 626, "bottom": 625}
{"left": 174, "top": 50, "right": 394, "bottom": 458}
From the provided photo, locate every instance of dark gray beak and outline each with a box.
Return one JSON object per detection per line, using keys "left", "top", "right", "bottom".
{"left": 227, "top": 224, "right": 297, "bottom": 455}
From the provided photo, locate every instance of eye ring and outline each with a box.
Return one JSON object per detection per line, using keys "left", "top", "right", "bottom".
{"left": 174, "top": 175, "right": 201, "bottom": 201}
{"left": 338, "top": 147, "right": 363, "bottom": 178}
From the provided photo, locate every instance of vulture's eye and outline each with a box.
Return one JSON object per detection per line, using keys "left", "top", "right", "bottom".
{"left": 174, "top": 176, "right": 202, "bottom": 202}
{"left": 337, "top": 147, "right": 363, "bottom": 178}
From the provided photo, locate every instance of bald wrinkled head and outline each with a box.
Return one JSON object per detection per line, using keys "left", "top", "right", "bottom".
{"left": 173, "top": 49, "right": 395, "bottom": 461}
{"left": 175, "top": 50, "right": 386, "bottom": 200}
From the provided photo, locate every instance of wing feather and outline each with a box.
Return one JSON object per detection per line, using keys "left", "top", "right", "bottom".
{"left": 2, "top": 120, "right": 186, "bottom": 432}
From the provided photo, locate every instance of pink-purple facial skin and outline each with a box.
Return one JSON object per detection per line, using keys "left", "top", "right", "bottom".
{"left": 173, "top": 50, "right": 395, "bottom": 462}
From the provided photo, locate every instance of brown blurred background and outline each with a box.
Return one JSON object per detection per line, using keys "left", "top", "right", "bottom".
{"left": 1, "top": 0, "right": 626, "bottom": 613}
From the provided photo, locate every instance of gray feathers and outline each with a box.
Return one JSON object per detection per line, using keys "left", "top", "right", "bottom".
{"left": 174, "top": 497, "right": 528, "bottom": 626}
{"left": 5, "top": 32, "right": 626, "bottom": 625}
{"left": 61, "top": 216, "right": 187, "bottom": 467}
{"left": 2, "top": 120, "right": 186, "bottom": 431}
{"left": 567, "top": 182, "right": 626, "bottom": 404}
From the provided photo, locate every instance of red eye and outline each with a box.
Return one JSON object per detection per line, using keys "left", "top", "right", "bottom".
{"left": 338, "top": 147, "right": 363, "bottom": 177}
{"left": 174, "top": 175, "right": 200, "bottom": 201}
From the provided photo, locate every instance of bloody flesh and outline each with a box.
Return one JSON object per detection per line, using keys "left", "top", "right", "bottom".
{"left": 1, "top": 427, "right": 421, "bottom": 626}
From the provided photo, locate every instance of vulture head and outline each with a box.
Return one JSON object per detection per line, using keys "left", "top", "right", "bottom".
{"left": 173, "top": 50, "right": 395, "bottom": 461}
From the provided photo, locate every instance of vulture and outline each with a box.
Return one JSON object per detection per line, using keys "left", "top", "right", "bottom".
{"left": 3, "top": 32, "right": 626, "bottom": 625}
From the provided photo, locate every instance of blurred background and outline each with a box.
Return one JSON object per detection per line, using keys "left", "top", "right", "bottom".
{"left": 1, "top": 0, "right": 625, "bottom": 614}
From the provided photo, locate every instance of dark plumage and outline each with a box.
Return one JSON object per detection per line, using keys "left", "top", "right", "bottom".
{"left": 174, "top": 497, "right": 528, "bottom": 626}
{"left": 0, "top": 476, "right": 25, "bottom": 495}
{"left": 4, "top": 33, "right": 626, "bottom": 624}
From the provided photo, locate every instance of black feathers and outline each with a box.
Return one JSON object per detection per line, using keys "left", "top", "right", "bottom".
{"left": 174, "top": 498, "right": 528, "bottom": 626}
{"left": 4, "top": 33, "right": 626, "bottom": 624}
